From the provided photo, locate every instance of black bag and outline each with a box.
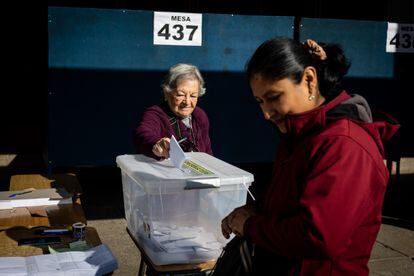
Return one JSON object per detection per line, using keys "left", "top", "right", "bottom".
{"left": 209, "top": 237, "right": 253, "bottom": 276}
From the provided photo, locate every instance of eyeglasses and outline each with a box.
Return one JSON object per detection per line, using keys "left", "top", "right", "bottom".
{"left": 172, "top": 90, "right": 199, "bottom": 100}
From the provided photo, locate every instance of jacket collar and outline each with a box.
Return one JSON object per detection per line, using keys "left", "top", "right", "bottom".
{"left": 285, "top": 91, "right": 351, "bottom": 138}
{"left": 281, "top": 91, "right": 399, "bottom": 158}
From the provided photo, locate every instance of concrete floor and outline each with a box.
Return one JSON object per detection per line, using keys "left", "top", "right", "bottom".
{"left": 88, "top": 218, "right": 414, "bottom": 276}
{"left": 88, "top": 219, "right": 140, "bottom": 275}
{"left": 369, "top": 223, "right": 414, "bottom": 275}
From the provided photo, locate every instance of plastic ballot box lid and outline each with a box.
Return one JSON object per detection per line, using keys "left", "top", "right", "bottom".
{"left": 116, "top": 153, "right": 254, "bottom": 193}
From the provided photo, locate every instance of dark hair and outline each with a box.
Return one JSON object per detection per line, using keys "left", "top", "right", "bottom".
{"left": 246, "top": 37, "right": 351, "bottom": 98}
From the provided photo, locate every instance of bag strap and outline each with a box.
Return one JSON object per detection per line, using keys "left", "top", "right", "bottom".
{"left": 169, "top": 117, "right": 182, "bottom": 140}
{"left": 240, "top": 240, "right": 253, "bottom": 274}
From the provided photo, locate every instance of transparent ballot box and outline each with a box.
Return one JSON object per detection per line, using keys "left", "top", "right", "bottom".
{"left": 116, "top": 153, "right": 254, "bottom": 265}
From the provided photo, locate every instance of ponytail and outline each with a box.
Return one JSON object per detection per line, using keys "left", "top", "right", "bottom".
{"left": 316, "top": 43, "right": 351, "bottom": 98}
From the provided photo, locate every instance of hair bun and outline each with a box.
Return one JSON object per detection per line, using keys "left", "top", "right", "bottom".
{"left": 303, "top": 39, "right": 327, "bottom": 60}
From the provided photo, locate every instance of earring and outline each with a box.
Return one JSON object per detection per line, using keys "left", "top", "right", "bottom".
{"left": 308, "top": 95, "right": 315, "bottom": 101}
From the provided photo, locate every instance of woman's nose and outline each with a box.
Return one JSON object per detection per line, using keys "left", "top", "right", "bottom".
{"left": 261, "top": 106, "right": 273, "bottom": 120}
{"left": 183, "top": 94, "right": 190, "bottom": 103}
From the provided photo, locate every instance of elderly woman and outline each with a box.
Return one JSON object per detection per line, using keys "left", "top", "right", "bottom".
{"left": 135, "top": 63, "right": 212, "bottom": 159}
{"left": 220, "top": 38, "right": 399, "bottom": 275}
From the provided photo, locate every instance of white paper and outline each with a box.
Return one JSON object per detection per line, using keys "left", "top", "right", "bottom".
{"left": 386, "top": 22, "right": 414, "bottom": 53}
{"left": 149, "top": 222, "right": 223, "bottom": 253}
{"left": 0, "top": 244, "right": 117, "bottom": 276}
{"left": 0, "top": 188, "right": 72, "bottom": 210}
{"left": 168, "top": 136, "right": 220, "bottom": 187}
{"left": 0, "top": 257, "right": 27, "bottom": 275}
{"left": 0, "top": 201, "right": 12, "bottom": 210}
{"left": 0, "top": 257, "right": 26, "bottom": 268}
{"left": 169, "top": 135, "right": 187, "bottom": 169}
{"left": 153, "top": 11, "right": 202, "bottom": 46}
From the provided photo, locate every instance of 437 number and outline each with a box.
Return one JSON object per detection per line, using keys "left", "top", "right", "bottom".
{"left": 157, "top": 24, "right": 198, "bottom": 41}
{"left": 389, "top": 33, "right": 414, "bottom": 48}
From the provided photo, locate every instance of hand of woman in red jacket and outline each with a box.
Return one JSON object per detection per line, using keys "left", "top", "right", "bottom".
{"left": 221, "top": 204, "right": 257, "bottom": 238}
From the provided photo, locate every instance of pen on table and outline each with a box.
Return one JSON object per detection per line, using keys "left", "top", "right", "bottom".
{"left": 8, "top": 187, "right": 35, "bottom": 198}
{"left": 39, "top": 229, "right": 72, "bottom": 235}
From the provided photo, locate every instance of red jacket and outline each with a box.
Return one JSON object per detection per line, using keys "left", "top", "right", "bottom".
{"left": 244, "top": 91, "right": 399, "bottom": 275}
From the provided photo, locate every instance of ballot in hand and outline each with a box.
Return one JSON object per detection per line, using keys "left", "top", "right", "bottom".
{"left": 152, "top": 137, "right": 171, "bottom": 159}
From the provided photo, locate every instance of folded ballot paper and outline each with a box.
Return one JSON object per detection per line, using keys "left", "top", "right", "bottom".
{"left": 0, "top": 244, "right": 118, "bottom": 276}
{"left": 170, "top": 135, "right": 220, "bottom": 188}
{"left": 0, "top": 188, "right": 72, "bottom": 210}
{"left": 151, "top": 221, "right": 222, "bottom": 253}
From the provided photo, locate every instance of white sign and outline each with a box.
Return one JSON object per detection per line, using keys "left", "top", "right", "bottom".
{"left": 153, "top": 11, "right": 202, "bottom": 46}
{"left": 386, "top": 22, "right": 414, "bottom": 53}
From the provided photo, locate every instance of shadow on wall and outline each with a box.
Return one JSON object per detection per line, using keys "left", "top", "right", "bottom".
{"left": 342, "top": 77, "right": 411, "bottom": 156}
{"left": 48, "top": 68, "right": 279, "bottom": 168}
{"left": 383, "top": 172, "right": 414, "bottom": 228}
{"left": 48, "top": 68, "right": 414, "bottom": 168}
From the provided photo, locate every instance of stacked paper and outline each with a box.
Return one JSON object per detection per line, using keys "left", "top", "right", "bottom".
{"left": 0, "top": 244, "right": 118, "bottom": 275}
{"left": 0, "top": 188, "right": 72, "bottom": 210}
{"left": 150, "top": 222, "right": 222, "bottom": 253}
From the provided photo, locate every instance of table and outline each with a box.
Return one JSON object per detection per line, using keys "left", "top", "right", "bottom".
{"left": 10, "top": 173, "right": 83, "bottom": 196}
{"left": 0, "top": 174, "right": 101, "bottom": 257}
{"left": 127, "top": 228, "right": 216, "bottom": 276}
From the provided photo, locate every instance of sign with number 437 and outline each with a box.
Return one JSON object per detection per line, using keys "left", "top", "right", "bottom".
{"left": 386, "top": 22, "right": 414, "bottom": 53}
{"left": 153, "top": 11, "right": 202, "bottom": 46}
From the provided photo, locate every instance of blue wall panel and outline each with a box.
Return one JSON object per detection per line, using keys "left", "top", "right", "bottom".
{"left": 300, "top": 18, "right": 394, "bottom": 78}
{"left": 48, "top": 7, "right": 294, "bottom": 166}
{"left": 49, "top": 8, "right": 293, "bottom": 72}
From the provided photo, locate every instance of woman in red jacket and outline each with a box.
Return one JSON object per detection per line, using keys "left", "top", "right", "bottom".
{"left": 221, "top": 38, "right": 399, "bottom": 275}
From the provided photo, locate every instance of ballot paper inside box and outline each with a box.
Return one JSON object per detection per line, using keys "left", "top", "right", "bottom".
{"left": 116, "top": 153, "right": 254, "bottom": 265}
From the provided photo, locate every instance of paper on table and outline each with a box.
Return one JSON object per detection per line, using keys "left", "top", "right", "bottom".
{"left": 70, "top": 240, "right": 92, "bottom": 251}
{"left": 0, "top": 244, "right": 118, "bottom": 275}
{"left": 0, "top": 201, "right": 12, "bottom": 210}
{"left": 48, "top": 240, "right": 91, "bottom": 254}
{"left": 26, "top": 254, "right": 61, "bottom": 273}
{"left": 0, "top": 188, "right": 72, "bottom": 210}
{"left": 0, "top": 256, "right": 27, "bottom": 275}
{"left": 48, "top": 246, "right": 71, "bottom": 254}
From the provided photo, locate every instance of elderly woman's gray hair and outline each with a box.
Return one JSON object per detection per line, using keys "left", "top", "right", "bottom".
{"left": 161, "top": 63, "right": 206, "bottom": 96}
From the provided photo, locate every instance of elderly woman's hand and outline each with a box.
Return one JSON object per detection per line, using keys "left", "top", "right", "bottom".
{"left": 152, "top": 137, "right": 171, "bottom": 159}
{"left": 221, "top": 204, "right": 257, "bottom": 239}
